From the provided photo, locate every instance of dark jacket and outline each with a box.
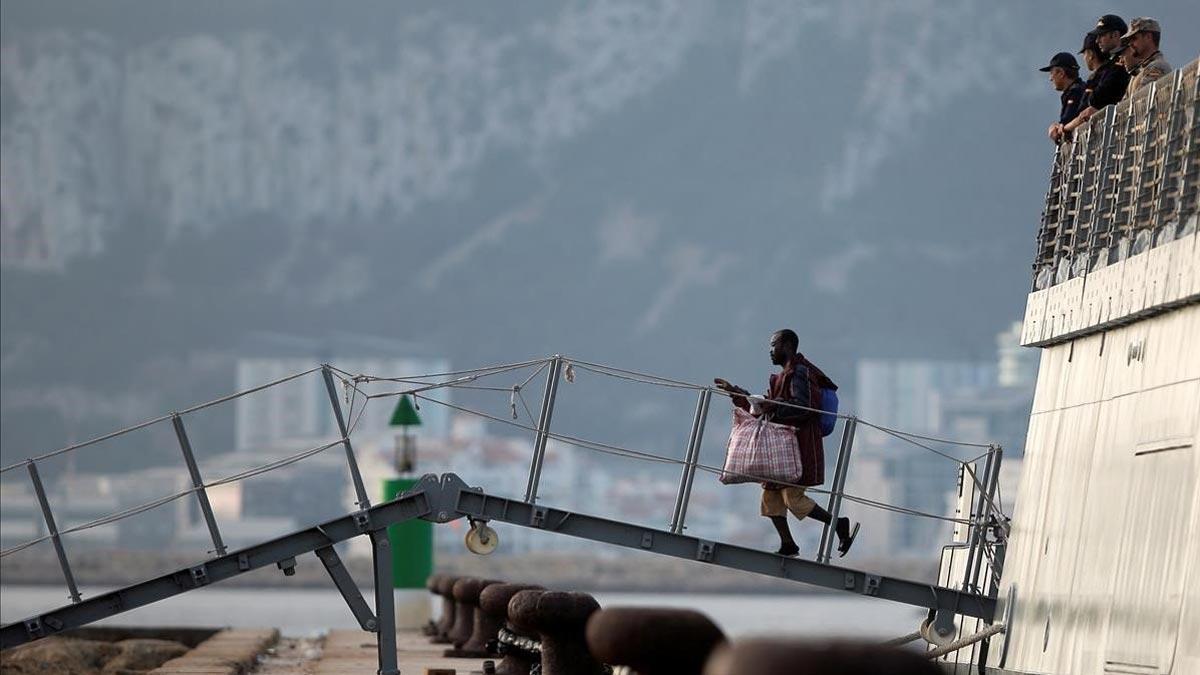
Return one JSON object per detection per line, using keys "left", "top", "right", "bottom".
{"left": 734, "top": 353, "right": 836, "bottom": 486}
{"left": 1059, "top": 79, "right": 1087, "bottom": 124}
{"left": 1085, "top": 59, "right": 1130, "bottom": 111}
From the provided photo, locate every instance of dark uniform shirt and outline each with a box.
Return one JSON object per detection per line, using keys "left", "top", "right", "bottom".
{"left": 1059, "top": 79, "right": 1087, "bottom": 124}
{"left": 1085, "top": 59, "right": 1130, "bottom": 111}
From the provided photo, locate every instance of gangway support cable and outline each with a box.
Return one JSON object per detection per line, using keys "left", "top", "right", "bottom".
{"left": 2, "top": 472, "right": 998, "bottom": 667}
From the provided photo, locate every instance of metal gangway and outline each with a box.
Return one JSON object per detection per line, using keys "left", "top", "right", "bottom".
{"left": 0, "top": 356, "right": 1008, "bottom": 674}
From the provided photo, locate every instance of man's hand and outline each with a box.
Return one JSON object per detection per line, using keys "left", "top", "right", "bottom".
{"left": 1048, "top": 123, "right": 1065, "bottom": 143}
{"left": 713, "top": 378, "right": 748, "bottom": 395}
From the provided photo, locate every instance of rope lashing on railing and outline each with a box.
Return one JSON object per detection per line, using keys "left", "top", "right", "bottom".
{"left": 924, "top": 622, "right": 1005, "bottom": 659}
{"left": 880, "top": 630, "right": 922, "bottom": 647}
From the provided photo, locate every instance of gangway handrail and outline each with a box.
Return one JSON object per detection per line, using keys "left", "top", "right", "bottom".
{"left": 0, "top": 355, "right": 1009, "bottom": 552}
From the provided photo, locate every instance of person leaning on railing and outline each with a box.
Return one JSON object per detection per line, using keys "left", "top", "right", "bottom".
{"left": 1060, "top": 14, "right": 1131, "bottom": 138}
{"left": 1041, "top": 52, "right": 1087, "bottom": 144}
{"left": 1113, "top": 17, "right": 1172, "bottom": 96}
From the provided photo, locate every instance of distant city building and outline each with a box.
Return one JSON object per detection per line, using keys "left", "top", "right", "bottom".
{"left": 847, "top": 324, "right": 1035, "bottom": 557}
{"left": 997, "top": 321, "right": 1039, "bottom": 388}
{"left": 234, "top": 332, "right": 451, "bottom": 453}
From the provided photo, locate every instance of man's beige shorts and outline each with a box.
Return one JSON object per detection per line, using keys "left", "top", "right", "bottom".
{"left": 761, "top": 486, "right": 816, "bottom": 519}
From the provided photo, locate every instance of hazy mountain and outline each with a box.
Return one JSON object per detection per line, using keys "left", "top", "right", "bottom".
{"left": 2, "top": 1, "right": 1196, "bottom": 468}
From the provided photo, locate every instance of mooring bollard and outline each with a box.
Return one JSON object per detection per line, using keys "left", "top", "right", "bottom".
{"left": 509, "top": 590, "right": 605, "bottom": 675}
{"left": 444, "top": 578, "right": 504, "bottom": 657}
{"left": 431, "top": 575, "right": 461, "bottom": 644}
{"left": 586, "top": 607, "right": 726, "bottom": 675}
{"left": 702, "top": 639, "right": 943, "bottom": 675}
{"left": 470, "top": 582, "right": 543, "bottom": 659}
{"left": 422, "top": 574, "right": 443, "bottom": 636}
{"left": 480, "top": 584, "right": 546, "bottom": 675}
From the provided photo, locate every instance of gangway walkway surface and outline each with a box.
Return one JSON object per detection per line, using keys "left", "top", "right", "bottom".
{"left": 0, "top": 358, "right": 1007, "bottom": 674}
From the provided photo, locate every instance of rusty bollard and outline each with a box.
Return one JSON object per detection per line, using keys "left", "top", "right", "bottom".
{"left": 703, "top": 639, "right": 943, "bottom": 675}
{"left": 431, "top": 575, "right": 460, "bottom": 644}
{"left": 431, "top": 575, "right": 459, "bottom": 644}
{"left": 476, "top": 583, "right": 545, "bottom": 672}
{"left": 422, "top": 574, "right": 443, "bottom": 636}
{"left": 586, "top": 607, "right": 726, "bottom": 675}
{"left": 445, "top": 578, "right": 503, "bottom": 656}
{"left": 509, "top": 590, "right": 605, "bottom": 675}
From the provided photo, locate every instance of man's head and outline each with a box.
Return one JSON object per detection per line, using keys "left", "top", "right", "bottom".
{"left": 1121, "top": 17, "right": 1162, "bottom": 61}
{"left": 1088, "top": 14, "right": 1128, "bottom": 54}
{"left": 769, "top": 329, "right": 799, "bottom": 366}
{"left": 1040, "top": 52, "right": 1080, "bottom": 91}
{"left": 1079, "top": 34, "right": 1106, "bottom": 71}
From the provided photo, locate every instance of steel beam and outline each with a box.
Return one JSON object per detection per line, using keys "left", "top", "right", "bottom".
{"left": 370, "top": 530, "right": 399, "bottom": 675}
{"left": 314, "top": 545, "right": 377, "bottom": 632}
{"left": 449, "top": 476, "right": 997, "bottom": 621}
{"left": 172, "top": 414, "right": 227, "bottom": 556}
{"left": 1, "top": 475, "right": 439, "bottom": 650}
{"left": 322, "top": 365, "right": 371, "bottom": 508}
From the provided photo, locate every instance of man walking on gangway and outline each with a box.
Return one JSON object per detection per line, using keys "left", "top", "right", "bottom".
{"left": 716, "top": 329, "right": 859, "bottom": 558}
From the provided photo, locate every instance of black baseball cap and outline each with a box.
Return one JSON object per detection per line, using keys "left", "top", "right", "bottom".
{"left": 1088, "top": 14, "right": 1127, "bottom": 37}
{"left": 1078, "top": 33, "right": 1101, "bottom": 55}
{"left": 1040, "top": 52, "right": 1080, "bottom": 72}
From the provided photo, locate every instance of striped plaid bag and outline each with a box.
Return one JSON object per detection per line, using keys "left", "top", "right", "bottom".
{"left": 719, "top": 406, "right": 803, "bottom": 485}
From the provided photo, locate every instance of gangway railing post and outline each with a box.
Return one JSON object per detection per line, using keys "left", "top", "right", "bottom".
{"left": 26, "top": 460, "right": 81, "bottom": 604}
{"left": 967, "top": 446, "right": 1002, "bottom": 595}
{"left": 669, "top": 388, "right": 711, "bottom": 534}
{"left": 322, "top": 365, "right": 371, "bottom": 509}
{"left": 171, "top": 414, "right": 227, "bottom": 556}
{"left": 961, "top": 447, "right": 999, "bottom": 594}
{"left": 524, "top": 356, "right": 562, "bottom": 503}
{"left": 817, "top": 416, "right": 857, "bottom": 564}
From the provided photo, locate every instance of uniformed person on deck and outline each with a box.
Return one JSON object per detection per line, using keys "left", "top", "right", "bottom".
{"left": 1062, "top": 17, "right": 1131, "bottom": 138}
{"left": 1117, "top": 17, "right": 1172, "bottom": 95}
{"left": 1041, "top": 52, "right": 1086, "bottom": 144}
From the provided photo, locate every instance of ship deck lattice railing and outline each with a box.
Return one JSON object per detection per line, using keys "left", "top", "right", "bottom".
{"left": 1032, "top": 59, "right": 1199, "bottom": 291}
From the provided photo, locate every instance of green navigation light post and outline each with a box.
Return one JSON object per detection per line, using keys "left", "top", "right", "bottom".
{"left": 382, "top": 395, "right": 432, "bottom": 626}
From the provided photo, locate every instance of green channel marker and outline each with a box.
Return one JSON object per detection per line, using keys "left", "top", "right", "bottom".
{"left": 382, "top": 476, "right": 433, "bottom": 588}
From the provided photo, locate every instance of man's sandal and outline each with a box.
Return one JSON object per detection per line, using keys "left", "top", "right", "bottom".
{"left": 838, "top": 522, "right": 860, "bottom": 557}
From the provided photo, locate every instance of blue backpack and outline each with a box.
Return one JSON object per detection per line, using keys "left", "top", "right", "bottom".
{"left": 819, "top": 388, "right": 838, "bottom": 437}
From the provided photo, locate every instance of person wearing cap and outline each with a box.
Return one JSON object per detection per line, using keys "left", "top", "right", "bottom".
{"left": 1041, "top": 52, "right": 1086, "bottom": 144}
{"left": 1062, "top": 28, "right": 1130, "bottom": 136}
{"left": 1119, "top": 17, "right": 1171, "bottom": 95}
{"left": 1089, "top": 14, "right": 1127, "bottom": 56}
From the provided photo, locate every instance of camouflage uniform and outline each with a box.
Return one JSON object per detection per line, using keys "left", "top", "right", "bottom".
{"left": 1120, "top": 18, "right": 1172, "bottom": 94}
{"left": 1128, "top": 50, "right": 1172, "bottom": 93}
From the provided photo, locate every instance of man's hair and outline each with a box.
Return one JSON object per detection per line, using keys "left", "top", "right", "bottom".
{"left": 774, "top": 329, "right": 799, "bottom": 351}
{"left": 1146, "top": 31, "right": 1161, "bottom": 48}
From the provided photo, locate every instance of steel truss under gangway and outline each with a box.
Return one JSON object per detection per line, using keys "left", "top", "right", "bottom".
{"left": 1, "top": 473, "right": 997, "bottom": 674}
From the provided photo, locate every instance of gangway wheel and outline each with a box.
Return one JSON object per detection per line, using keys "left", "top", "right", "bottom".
{"left": 465, "top": 518, "right": 499, "bottom": 555}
